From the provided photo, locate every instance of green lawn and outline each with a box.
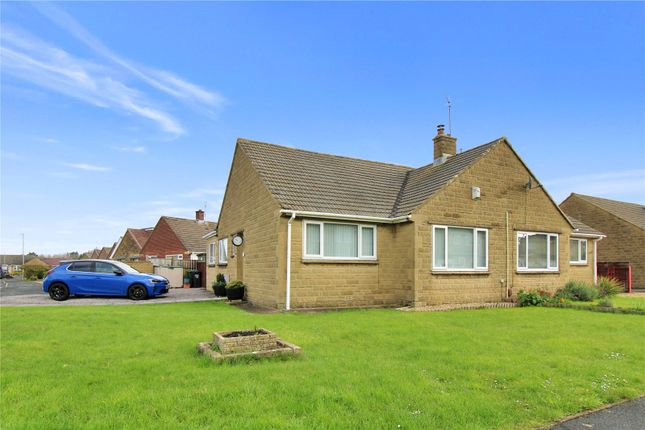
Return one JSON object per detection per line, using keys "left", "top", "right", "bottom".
{"left": 568, "top": 295, "right": 645, "bottom": 310}
{"left": 1, "top": 303, "right": 644, "bottom": 429}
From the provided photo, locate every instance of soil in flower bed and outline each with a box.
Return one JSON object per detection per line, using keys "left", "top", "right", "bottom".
{"left": 222, "top": 329, "right": 269, "bottom": 338}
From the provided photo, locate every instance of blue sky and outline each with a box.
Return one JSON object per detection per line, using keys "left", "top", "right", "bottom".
{"left": 1, "top": 2, "right": 644, "bottom": 255}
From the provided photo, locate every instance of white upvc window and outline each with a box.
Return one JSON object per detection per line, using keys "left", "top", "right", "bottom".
{"left": 303, "top": 220, "right": 376, "bottom": 260}
{"left": 517, "top": 232, "right": 559, "bottom": 272}
{"left": 570, "top": 238, "right": 587, "bottom": 264}
{"left": 218, "top": 238, "right": 228, "bottom": 264}
{"left": 166, "top": 254, "right": 183, "bottom": 260}
{"left": 208, "top": 243, "right": 216, "bottom": 265}
{"left": 432, "top": 225, "right": 488, "bottom": 271}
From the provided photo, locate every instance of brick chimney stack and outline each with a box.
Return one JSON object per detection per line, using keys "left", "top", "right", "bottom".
{"left": 195, "top": 209, "right": 205, "bottom": 221}
{"left": 433, "top": 124, "right": 457, "bottom": 162}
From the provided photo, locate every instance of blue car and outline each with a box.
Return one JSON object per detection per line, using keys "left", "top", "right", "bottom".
{"left": 43, "top": 260, "right": 169, "bottom": 301}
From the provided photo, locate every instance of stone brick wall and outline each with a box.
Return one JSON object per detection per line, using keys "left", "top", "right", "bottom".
{"left": 206, "top": 144, "right": 283, "bottom": 308}
{"left": 412, "top": 142, "right": 583, "bottom": 306}
{"left": 567, "top": 237, "right": 598, "bottom": 285}
{"left": 560, "top": 196, "right": 645, "bottom": 289}
{"left": 282, "top": 219, "right": 414, "bottom": 309}
{"left": 214, "top": 330, "right": 277, "bottom": 354}
{"left": 112, "top": 232, "right": 142, "bottom": 261}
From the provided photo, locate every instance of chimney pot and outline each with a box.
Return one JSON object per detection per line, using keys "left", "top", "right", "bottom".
{"left": 195, "top": 209, "right": 204, "bottom": 221}
{"left": 437, "top": 124, "right": 445, "bottom": 135}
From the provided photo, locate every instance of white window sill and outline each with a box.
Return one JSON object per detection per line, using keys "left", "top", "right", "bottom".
{"left": 516, "top": 270, "right": 560, "bottom": 274}
{"left": 569, "top": 262, "right": 588, "bottom": 266}
{"left": 432, "top": 270, "right": 489, "bottom": 275}
{"left": 302, "top": 259, "right": 378, "bottom": 265}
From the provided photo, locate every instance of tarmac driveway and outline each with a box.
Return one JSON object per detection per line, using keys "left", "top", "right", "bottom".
{"left": 1, "top": 278, "right": 222, "bottom": 307}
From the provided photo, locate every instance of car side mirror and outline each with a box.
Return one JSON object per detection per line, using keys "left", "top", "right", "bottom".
{"left": 114, "top": 270, "right": 124, "bottom": 276}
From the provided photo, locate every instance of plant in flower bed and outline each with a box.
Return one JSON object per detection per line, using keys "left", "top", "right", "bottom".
{"left": 518, "top": 289, "right": 553, "bottom": 307}
{"left": 555, "top": 281, "right": 598, "bottom": 302}
{"left": 596, "top": 276, "right": 622, "bottom": 297}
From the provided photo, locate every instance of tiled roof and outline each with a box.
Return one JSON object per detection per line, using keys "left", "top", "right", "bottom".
{"left": 162, "top": 217, "right": 217, "bottom": 253}
{"left": 0, "top": 255, "right": 36, "bottom": 265}
{"left": 97, "top": 247, "right": 112, "bottom": 259}
{"left": 128, "top": 228, "right": 153, "bottom": 249}
{"left": 569, "top": 194, "right": 645, "bottom": 230}
{"left": 238, "top": 138, "right": 499, "bottom": 218}
{"left": 566, "top": 215, "right": 604, "bottom": 237}
{"left": 23, "top": 257, "right": 49, "bottom": 267}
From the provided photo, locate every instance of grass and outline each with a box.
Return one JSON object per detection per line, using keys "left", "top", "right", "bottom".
{"left": 1, "top": 303, "right": 644, "bottom": 429}
{"left": 568, "top": 295, "right": 645, "bottom": 310}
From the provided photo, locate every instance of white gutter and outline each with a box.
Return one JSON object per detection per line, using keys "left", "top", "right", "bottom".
{"left": 279, "top": 209, "right": 411, "bottom": 224}
{"left": 285, "top": 212, "right": 296, "bottom": 311}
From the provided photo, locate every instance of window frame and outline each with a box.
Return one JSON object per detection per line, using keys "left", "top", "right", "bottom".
{"left": 302, "top": 220, "right": 377, "bottom": 261}
{"left": 516, "top": 231, "right": 559, "bottom": 272}
{"left": 208, "top": 243, "right": 216, "bottom": 265}
{"left": 432, "top": 225, "right": 489, "bottom": 272}
{"left": 569, "top": 238, "right": 588, "bottom": 264}
{"left": 218, "top": 238, "right": 228, "bottom": 265}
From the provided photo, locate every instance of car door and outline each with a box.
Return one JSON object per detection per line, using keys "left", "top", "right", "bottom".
{"left": 93, "top": 262, "right": 126, "bottom": 296}
{"left": 67, "top": 261, "right": 96, "bottom": 294}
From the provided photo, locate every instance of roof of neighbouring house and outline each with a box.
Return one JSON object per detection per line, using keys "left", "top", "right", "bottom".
{"left": 566, "top": 216, "right": 604, "bottom": 237}
{"left": 97, "top": 247, "right": 112, "bottom": 259}
{"left": 237, "top": 138, "right": 500, "bottom": 218}
{"left": 568, "top": 193, "right": 645, "bottom": 230}
{"left": 23, "top": 257, "right": 50, "bottom": 267}
{"left": 0, "top": 255, "right": 36, "bottom": 265}
{"left": 161, "top": 217, "right": 217, "bottom": 253}
{"left": 128, "top": 228, "right": 153, "bottom": 249}
{"left": 40, "top": 257, "right": 63, "bottom": 267}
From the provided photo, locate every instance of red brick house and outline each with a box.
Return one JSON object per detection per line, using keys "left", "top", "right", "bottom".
{"left": 140, "top": 210, "right": 217, "bottom": 261}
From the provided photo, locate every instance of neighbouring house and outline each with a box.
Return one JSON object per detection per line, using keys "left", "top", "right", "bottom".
{"left": 111, "top": 228, "right": 154, "bottom": 261}
{"left": 89, "top": 249, "right": 100, "bottom": 259}
{"left": 96, "top": 246, "right": 113, "bottom": 260}
{"left": 206, "top": 128, "right": 604, "bottom": 310}
{"left": 22, "top": 257, "right": 51, "bottom": 278}
{"left": 560, "top": 193, "right": 644, "bottom": 289}
{"left": 140, "top": 211, "right": 217, "bottom": 262}
{"left": 565, "top": 216, "right": 605, "bottom": 285}
{"left": 40, "top": 257, "right": 63, "bottom": 267}
{"left": 0, "top": 255, "right": 35, "bottom": 274}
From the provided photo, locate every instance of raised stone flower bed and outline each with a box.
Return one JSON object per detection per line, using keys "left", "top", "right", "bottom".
{"left": 197, "top": 328, "right": 301, "bottom": 363}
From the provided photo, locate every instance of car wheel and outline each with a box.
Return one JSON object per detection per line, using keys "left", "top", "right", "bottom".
{"left": 128, "top": 284, "right": 148, "bottom": 301}
{"left": 49, "top": 283, "right": 69, "bottom": 301}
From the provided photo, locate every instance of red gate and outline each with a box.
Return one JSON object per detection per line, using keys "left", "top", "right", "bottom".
{"left": 597, "top": 262, "right": 632, "bottom": 293}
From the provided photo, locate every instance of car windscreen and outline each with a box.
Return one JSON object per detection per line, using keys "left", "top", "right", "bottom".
{"left": 111, "top": 261, "right": 140, "bottom": 274}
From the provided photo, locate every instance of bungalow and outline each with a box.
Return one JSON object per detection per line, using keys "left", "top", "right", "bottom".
{"left": 96, "top": 246, "right": 113, "bottom": 260}
{"left": 560, "top": 193, "right": 644, "bottom": 290}
{"left": 140, "top": 211, "right": 217, "bottom": 262}
{"left": 111, "top": 227, "right": 154, "bottom": 261}
{"left": 207, "top": 127, "right": 603, "bottom": 310}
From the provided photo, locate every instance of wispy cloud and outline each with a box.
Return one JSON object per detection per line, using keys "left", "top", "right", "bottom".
{"left": 31, "top": 2, "right": 225, "bottom": 113}
{"left": 114, "top": 145, "right": 147, "bottom": 153}
{"left": 1, "top": 26, "right": 185, "bottom": 136}
{"left": 543, "top": 169, "right": 645, "bottom": 203}
{"left": 38, "top": 137, "right": 60, "bottom": 144}
{"left": 181, "top": 188, "right": 225, "bottom": 198}
{"left": 64, "top": 162, "right": 111, "bottom": 172}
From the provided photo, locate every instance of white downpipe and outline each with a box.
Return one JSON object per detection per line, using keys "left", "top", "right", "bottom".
{"left": 594, "top": 239, "right": 598, "bottom": 284}
{"left": 286, "top": 212, "right": 297, "bottom": 311}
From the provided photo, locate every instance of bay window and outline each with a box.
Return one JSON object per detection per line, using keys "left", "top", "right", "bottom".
{"left": 517, "top": 232, "right": 558, "bottom": 271}
{"left": 218, "top": 238, "right": 228, "bottom": 264}
{"left": 433, "top": 225, "right": 488, "bottom": 271}
{"left": 570, "top": 238, "right": 587, "bottom": 264}
{"left": 304, "top": 221, "right": 376, "bottom": 260}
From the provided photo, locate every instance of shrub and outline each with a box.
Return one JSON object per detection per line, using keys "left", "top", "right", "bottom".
{"left": 556, "top": 281, "right": 598, "bottom": 302}
{"left": 518, "top": 289, "right": 552, "bottom": 307}
{"left": 596, "top": 276, "right": 622, "bottom": 297}
{"left": 597, "top": 298, "right": 613, "bottom": 308}
{"left": 216, "top": 273, "right": 226, "bottom": 284}
{"left": 23, "top": 266, "right": 48, "bottom": 280}
{"left": 226, "top": 280, "right": 245, "bottom": 290}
